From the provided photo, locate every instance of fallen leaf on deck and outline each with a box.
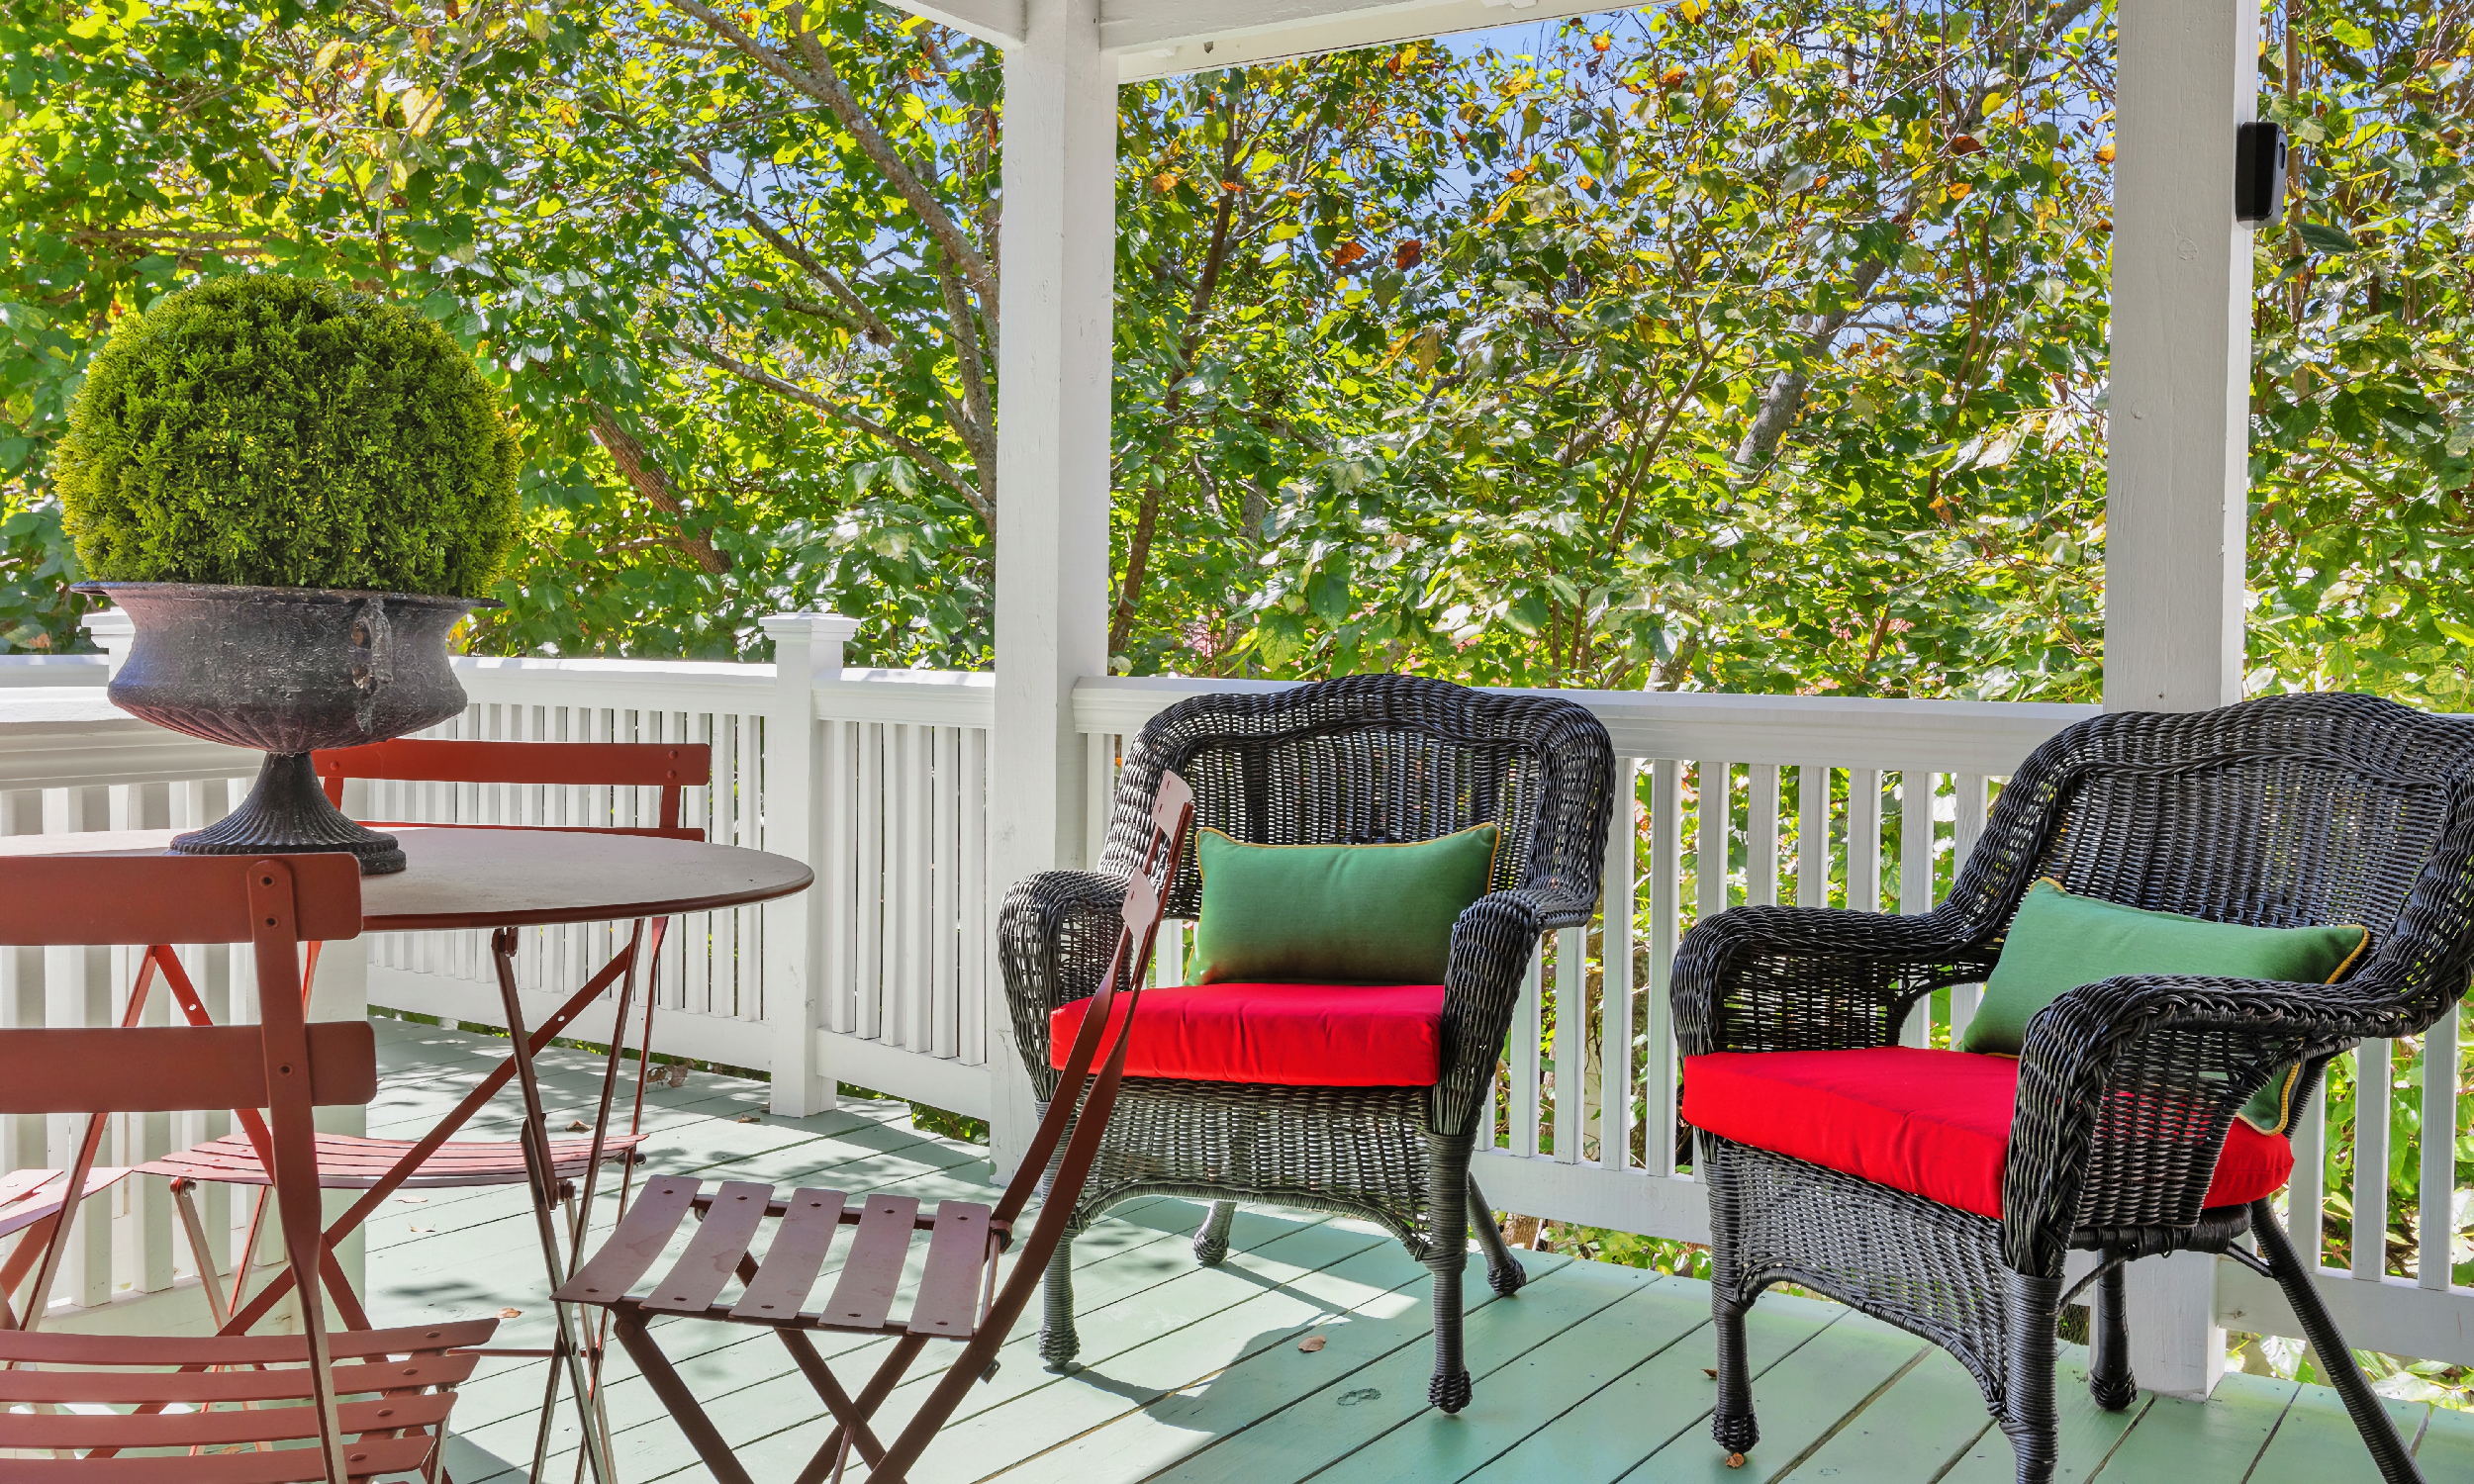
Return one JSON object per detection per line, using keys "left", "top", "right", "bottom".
{"left": 1702, "top": 1367, "right": 1717, "bottom": 1377}
{"left": 738, "top": 1114, "right": 762, "bottom": 1124}
{"left": 1297, "top": 1334, "right": 1326, "bottom": 1353}
{"left": 567, "top": 1121, "right": 588, "bottom": 1132}
{"left": 1726, "top": 1453, "right": 1746, "bottom": 1469}
{"left": 499, "top": 1308, "right": 523, "bottom": 1319}
{"left": 400, "top": 1195, "right": 429, "bottom": 1204}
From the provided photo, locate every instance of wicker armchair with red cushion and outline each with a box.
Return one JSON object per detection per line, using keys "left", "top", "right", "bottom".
{"left": 999, "top": 674, "right": 1615, "bottom": 1414}
{"left": 1674, "top": 693, "right": 2474, "bottom": 1484}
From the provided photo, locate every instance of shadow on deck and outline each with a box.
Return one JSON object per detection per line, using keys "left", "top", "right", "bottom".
{"left": 355, "top": 1020, "right": 2472, "bottom": 1484}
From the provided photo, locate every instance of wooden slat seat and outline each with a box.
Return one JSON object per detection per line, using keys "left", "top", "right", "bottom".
{"left": 0, "top": 1167, "right": 132, "bottom": 1241}
{"left": 139, "top": 1130, "right": 645, "bottom": 1189}
{"left": 556, "top": 1180, "right": 1000, "bottom": 1337}
{"left": 552, "top": 772, "right": 1197, "bottom": 1484}
{"left": 549, "top": 772, "right": 1197, "bottom": 1474}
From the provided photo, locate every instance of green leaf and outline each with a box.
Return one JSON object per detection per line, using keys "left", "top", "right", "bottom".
{"left": 2299, "top": 222, "right": 2357, "bottom": 255}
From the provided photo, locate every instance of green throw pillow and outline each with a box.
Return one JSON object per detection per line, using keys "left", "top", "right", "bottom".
{"left": 1962, "top": 879, "right": 2369, "bottom": 1133}
{"left": 1189, "top": 824, "right": 1500, "bottom": 985}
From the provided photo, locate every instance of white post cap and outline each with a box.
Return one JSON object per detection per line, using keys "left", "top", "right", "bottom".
{"left": 77, "top": 607, "right": 138, "bottom": 679}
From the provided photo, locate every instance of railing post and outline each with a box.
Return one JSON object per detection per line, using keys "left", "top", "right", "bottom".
{"left": 77, "top": 609, "right": 135, "bottom": 678}
{"left": 759, "top": 612, "right": 859, "bottom": 1118}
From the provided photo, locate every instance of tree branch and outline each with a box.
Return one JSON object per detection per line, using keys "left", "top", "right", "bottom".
{"left": 668, "top": 0, "right": 998, "bottom": 308}
{"left": 1730, "top": 0, "right": 2102, "bottom": 481}
{"left": 679, "top": 339, "right": 996, "bottom": 533}
{"left": 583, "top": 404, "right": 734, "bottom": 575}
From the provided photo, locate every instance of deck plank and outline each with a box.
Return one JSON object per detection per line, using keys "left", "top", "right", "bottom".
{"left": 1933, "top": 1348, "right": 2147, "bottom": 1484}
{"left": 2414, "top": 1397, "right": 2474, "bottom": 1473}
{"left": 1618, "top": 1309, "right": 1930, "bottom": 1484}
{"left": 1780, "top": 1344, "right": 1991, "bottom": 1483}
{"left": 358, "top": 1026, "right": 2474, "bottom": 1484}
{"left": 2088, "top": 1370, "right": 2294, "bottom": 1481}
{"left": 1456, "top": 1290, "right": 1844, "bottom": 1484}
{"left": 1134, "top": 1254, "right": 1635, "bottom": 1484}
{"left": 1286, "top": 1273, "right": 1710, "bottom": 1484}
{"left": 2242, "top": 1377, "right": 2427, "bottom": 1484}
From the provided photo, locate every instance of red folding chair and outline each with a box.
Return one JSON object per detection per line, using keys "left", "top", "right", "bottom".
{"left": 119, "top": 737, "right": 710, "bottom": 1484}
{"left": 0, "top": 850, "right": 497, "bottom": 1482}
{"left": 554, "top": 771, "right": 1197, "bottom": 1484}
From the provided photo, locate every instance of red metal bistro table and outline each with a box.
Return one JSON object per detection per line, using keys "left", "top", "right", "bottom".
{"left": 0, "top": 826, "right": 812, "bottom": 1482}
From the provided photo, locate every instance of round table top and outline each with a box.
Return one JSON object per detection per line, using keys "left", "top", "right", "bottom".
{"left": 0, "top": 826, "right": 813, "bottom": 931}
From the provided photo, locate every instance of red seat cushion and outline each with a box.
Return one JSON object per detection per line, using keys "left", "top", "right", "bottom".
{"left": 1680, "top": 1047, "right": 2293, "bottom": 1221}
{"left": 1049, "top": 982, "right": 1447, "bottom": 1087}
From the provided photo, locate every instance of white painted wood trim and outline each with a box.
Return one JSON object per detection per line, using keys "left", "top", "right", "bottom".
{"left": 1112, "top": 0, "right": 1626, "bottom": 82}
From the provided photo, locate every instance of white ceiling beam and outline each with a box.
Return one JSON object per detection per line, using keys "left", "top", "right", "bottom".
{"left": 885, "top": 0, "right": 1026, "bottom": 48}
{"left": 1110, "top": 0, "right": 1616, "bottom": 82}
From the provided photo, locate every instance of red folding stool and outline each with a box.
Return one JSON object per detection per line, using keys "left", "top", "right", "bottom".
{"left": 555, "top": 771, "right": 1198, "bottom": 1484}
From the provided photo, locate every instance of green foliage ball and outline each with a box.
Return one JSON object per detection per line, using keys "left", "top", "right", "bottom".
{"left": 55, "top": 274, "right": 520, "bottom": 598}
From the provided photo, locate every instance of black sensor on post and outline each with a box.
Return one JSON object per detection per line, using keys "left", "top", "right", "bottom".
{"left": 2235, "top": 121, "right": 2287, "bottom": 225}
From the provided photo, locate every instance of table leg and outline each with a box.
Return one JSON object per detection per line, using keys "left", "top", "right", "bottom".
{"left": 493, "top": 928, "right": 616, "bottom": 1484}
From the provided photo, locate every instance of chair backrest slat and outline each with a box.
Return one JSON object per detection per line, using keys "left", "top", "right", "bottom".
{"left": 315, "top": 736, "right": 714, "bottom": 836}
{"left": 0, "top": 1023, "right": 377, "bottom": 1115}
{"left": 316, "top": 737, "right": 709, "bottom": 789}
{"left": 0, "top": 853, "right": 362, "bottom": 946}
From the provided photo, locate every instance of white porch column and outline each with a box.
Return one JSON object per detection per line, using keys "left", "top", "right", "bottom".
{"left": 2105, "top": 0, "right": 2259, "bottom": 714}
{"left": 761, "top": 611, "right": 860, "bottom": 1117}
{"left": 987, "top": 0, "right": 1115, "bottom": 1175}
{"left": 2105, "top": 0, "right": 2263, "bottom": 1400}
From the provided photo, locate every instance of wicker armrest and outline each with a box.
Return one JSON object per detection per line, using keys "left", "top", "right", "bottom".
{"left": 997, "top": 869, "right": 1135, "bottom": 1099}
{"left": 1999, "top": 972, "right": 2413, "bottom": 1273}
{"left": 1671, "top": 903, "right": 1999, "bottom": 1058}
{"left": 1431, "top": 889, "right": 1576, "bottom": 1138}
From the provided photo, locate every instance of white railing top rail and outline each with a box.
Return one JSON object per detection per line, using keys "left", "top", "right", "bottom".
{"left": 1074, "top": 675, "right": 2100, "bottom": 774}
{"left": 0, "top": 655, "right": 107, "bottom": 688}
{"left": 0, "top": 687, "right": 256, "bottom": 790}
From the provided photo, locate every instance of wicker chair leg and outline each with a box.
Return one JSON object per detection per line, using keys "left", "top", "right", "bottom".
{"left": 2087, "top": 1260, "right": 2137, "bottom": 1411}
{"left": 1037, "top": 1236, "right": 1083, "bottom": 1373}
{"left": 1999, "top": 1271, "right": 2063, "bottom": 1484}
{"left": 1426, "top": 1250, "right": 1474, "bottom": 1414}
{"left": 2250, "top": 1199, "right": 2426, "bottom": 1483}
{"left": 1465, "top": 1174, "right": 1527, "bottom": 1298}
{"left": 1710, "top": 1292, "right": 1759, "bottom": 1457}
{"left": 1193, "top": 1200, "right": 1238, "bottom": 1267}
{"left": 1424, "top": 1140, "right": 1475, "bottom": 1413}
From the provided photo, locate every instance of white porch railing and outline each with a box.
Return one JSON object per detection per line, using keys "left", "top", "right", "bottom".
{"left": 5, "top": 644, "right": 2469, "bottom": 1376}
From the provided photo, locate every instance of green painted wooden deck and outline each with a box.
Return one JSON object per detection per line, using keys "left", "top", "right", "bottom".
{"left": 360, "top": 1019, "right": 2473, "bottom": 1484}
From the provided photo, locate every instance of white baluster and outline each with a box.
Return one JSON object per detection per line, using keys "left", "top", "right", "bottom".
{"left": 1797, "top": 763, "right": 1830, "bottom": 909}
{"left": 2354, "top": 1040, "right": 2391, "bottom": 1283}
{"left": 2421, "top": 1005, "right": 2459, "bottom": 1289}
{"left": 1598, "top": 762, "right": 1639, "bottom": 1172}
{"left": 1747, "top": 765, "right": 1779, "bottom": 908}
{"left": 1898, "top": 769, "right": 1937, "bottom": 1047}
{"left": 1645, "top": 760, "right": 1682, "bottom": 1178}
{"left": 1847, "top": 769, "right": 1882, "bottom": 913}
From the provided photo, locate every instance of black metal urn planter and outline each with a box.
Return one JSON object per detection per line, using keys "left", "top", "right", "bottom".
{"left": 76, "top": 583, "right": 497, "bottom": 874}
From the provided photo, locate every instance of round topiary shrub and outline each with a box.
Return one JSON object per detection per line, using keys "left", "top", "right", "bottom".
{"left": 55, "top": 274, "right": 520, "bottom": 599}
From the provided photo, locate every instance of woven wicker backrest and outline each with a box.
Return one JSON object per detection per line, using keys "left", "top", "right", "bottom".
{"left": 1102, "top": 675, "right": 1614, "bottom": 919}
{"left": 1954, "top": 692, "right": 2474, "bottom": 1029}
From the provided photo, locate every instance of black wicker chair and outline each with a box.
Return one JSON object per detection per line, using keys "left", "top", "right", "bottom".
{"left": 1675, "top": 693, "right": 2474, "bottom": 1484}
{"left": 998, "top": 673, "right": 1614, "bottom": 1412}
